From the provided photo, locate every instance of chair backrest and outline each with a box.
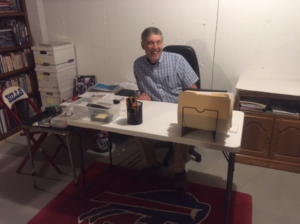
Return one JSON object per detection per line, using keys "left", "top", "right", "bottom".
{"left": 0, "top": 86, "right": 40, "bottom": 126}
{"left": 163, "top": 45, "right": 201, "bottom": 88}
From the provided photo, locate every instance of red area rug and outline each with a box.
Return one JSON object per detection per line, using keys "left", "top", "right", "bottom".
{"left": 28, "top": 162, "right": 252, "bottom": 224}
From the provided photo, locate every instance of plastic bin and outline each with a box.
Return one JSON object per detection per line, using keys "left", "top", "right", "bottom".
{"left": 73, "top": 97, "right": 121, "bottom": 123}
{"left": 51, "top": 115, "right": 69, "bottom": 128}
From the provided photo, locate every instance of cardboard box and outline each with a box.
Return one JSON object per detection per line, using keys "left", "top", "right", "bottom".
{"left": 36, "top": 65, "right": 76, "bottom": 89}
{"left": 39, "top": 86, "right": 74, "bottom": 107}
{"left": 32, "top": 43, "right": 75, "bottom": 65}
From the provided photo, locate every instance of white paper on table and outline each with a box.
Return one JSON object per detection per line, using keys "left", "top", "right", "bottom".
{"left": 79, "top": 92, "right": 111, "bottom": 98}
{"left": 117, "top": 82, "right": 139, "bottom": 90}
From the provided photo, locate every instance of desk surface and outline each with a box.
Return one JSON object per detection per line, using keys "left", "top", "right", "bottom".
{"left": 68, "top": 101, "right": 244, "bottom": 153}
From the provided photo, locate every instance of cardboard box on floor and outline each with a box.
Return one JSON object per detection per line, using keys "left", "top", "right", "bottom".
{"left": 178, "top": 91, "right": 234, "bottom": 133}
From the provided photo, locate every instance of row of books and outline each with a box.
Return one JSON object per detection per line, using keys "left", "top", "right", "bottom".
{"left": 0, "top": 49, "right": 33, "bottom": 73}
{"left": 0, "top": 0, "right": 22, "bottom": 13}
{"left": 0, "top": 97, "right": 38, "bottom": 135}
{"left": 0, "top": 73, "right": 32, "bottom": 94}
{"left": 0, "top": 19, "right": 28, "bottom": 48}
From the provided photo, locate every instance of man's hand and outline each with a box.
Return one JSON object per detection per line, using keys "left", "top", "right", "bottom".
{"left": 138, "top": 92, "right": 151, "bottom": 101}
{"left": 189, "top": 84, "right": 197, "bottom": 89}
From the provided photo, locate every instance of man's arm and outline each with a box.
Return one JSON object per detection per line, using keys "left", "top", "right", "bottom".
{"left": 138, "top": 92, "right": 151, "bottom": 101}
{"left": 189, "top": 84, "right": 197, "bottom": 89}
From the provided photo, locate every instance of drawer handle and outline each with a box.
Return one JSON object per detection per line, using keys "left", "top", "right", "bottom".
{"left": 42, "top": 63, "right": 50, "bottom": 66}
{"left": 67, "top": 59, "right": 75, "bottom": 63}
{"left": 40, "top": 51, "right": 47, "bottom": 54}
{"left": 43, "top": 73, "right": 50, "bottom": 76}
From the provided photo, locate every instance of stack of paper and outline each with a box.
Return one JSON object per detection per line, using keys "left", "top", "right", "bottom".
{"left": 240, "top": 100, "right": 267, "bottom": 113}
{"left": 272, "top": 108, "right": 299, "bottom": 116}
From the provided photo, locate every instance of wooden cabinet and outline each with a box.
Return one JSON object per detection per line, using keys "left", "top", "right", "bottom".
{"left": 240, "top": 114, "right": 274, "bottom": 158}
{"left": 0, "top": 0, "right": 39, "bottom": 141}
{"left": 270, "top": 118, "right": 300, "bottom": 164}
{"left": 236, "top": 77, "right": 300, "bottom": 173}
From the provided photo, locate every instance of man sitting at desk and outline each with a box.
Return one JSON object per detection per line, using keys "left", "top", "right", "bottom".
{"left": 133, "top": 27, "right": 199, "bottom": 191}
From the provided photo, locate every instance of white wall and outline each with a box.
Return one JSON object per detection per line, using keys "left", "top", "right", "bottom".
{"left": 26, "top": 0, "right": 300, "bottom": 93}
{"left": 212, "top": 0, "right": 300, "bottom": 92}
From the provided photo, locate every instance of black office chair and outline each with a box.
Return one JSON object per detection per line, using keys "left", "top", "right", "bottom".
{"left": 155, "top": 45, "right": 202, "bottom": 167}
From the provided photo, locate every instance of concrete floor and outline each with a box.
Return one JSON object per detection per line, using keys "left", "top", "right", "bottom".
{"left": 0, "top": 132, "right": 300, "bottom": 224}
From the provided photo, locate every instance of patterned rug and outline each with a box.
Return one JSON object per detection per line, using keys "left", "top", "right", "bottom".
{"left": 28, "top": 161, "right": 252, "bottom": 224}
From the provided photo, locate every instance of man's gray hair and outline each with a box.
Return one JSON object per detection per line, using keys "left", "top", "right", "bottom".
{"left": 141, "top": 27, "right": 163, "bottom": 42}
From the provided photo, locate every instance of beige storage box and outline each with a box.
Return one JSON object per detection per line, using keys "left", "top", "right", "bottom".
{"left": 32, "top": 43, "right": 75, "bottom": 66}
{"left": 36, "top": 65, "right": 76, "bottom": 89}
{"left": 178, "top": 91, "right": 234, "bottom": 133}
{"left": 39, "top": 86, "right": 74, "bottom": 107}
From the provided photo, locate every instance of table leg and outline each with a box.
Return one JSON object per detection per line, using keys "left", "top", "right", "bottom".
{"left": 24, "top": 128, "right": 37, "bottom": 188}
{"left": 225, "top": 152, "right": 235, "bottom": 224}
{"left": 78, "top": 128, "right": 87, "bottom": 196}
{"left": 65, "top": 132, "right": 78, "bottom": 187}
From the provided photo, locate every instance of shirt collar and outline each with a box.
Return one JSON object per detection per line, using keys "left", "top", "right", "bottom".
{"left": 144, "top": 52, "right": 165, "bottom": 65}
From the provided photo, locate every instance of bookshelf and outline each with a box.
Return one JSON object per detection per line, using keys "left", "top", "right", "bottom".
{"left": 235, "top": 77, "right": 300, "bottom": 173}
{"left": 0, "top": 0, "right": 39, "bottom": 141}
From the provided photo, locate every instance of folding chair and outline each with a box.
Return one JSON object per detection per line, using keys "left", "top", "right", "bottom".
{"left": 0, "top": 86, "right": 67, "bottom": 173}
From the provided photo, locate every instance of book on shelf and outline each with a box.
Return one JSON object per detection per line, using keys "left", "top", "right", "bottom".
{"left": 0, "top": 73, "right": 31, "bottom": 94}
{"left": 0, "top": 49, "right": 31, "bottom": 74}
{"left": 0, "top": 19, "right": 28, "bottom": 47}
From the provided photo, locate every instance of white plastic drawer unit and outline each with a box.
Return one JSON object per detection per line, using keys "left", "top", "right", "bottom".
{"left": 36, "top": 65, "right": 76, "bottom": 89}
{"left": 32, "top": 43, "right": 76, "bottom": 68}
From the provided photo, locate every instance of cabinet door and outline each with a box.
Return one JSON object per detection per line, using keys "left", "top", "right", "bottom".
{"left": 239, "top": 114, "right": 274, "bottom": 158}
{"left": 269, "top": 119, "right": 300, "bottom": 163}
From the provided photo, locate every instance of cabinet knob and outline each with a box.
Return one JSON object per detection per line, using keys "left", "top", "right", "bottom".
{"left": 266, "top": 136, "right": 270, "bottom": 144}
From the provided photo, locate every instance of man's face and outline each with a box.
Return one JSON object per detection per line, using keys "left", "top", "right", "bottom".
{"left": 141, "top": 34, "right": 163, "bottom": 64}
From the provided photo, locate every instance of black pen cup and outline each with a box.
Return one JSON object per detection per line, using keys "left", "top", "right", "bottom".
{"left": 127, "top": 101, "right": 143, "bottom": 125}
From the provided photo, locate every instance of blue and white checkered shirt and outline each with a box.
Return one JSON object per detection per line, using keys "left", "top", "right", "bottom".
{"left": 134, "top": 52, "right": 199, "bottom": 103}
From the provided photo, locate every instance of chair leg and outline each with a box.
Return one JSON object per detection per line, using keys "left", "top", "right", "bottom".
{"left": 51, "top": 143, "right": 64, "bottom": 159}
{"left": 189, "top": 146, "right": 201, "bottom": 162}
{"left": 39, "top": 147, "right": 63, "bottom": 173}
{"left": 16, "top": 133, "right": 48, "bottom": 173}
{"left": 17, "top": 132, "right": 63, "bottom": 174}
{"left": 53, "top": 134, "right": 68, "bottom": 151}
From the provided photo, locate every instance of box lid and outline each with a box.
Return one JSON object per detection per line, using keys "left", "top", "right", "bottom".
{"left": 32, "top": 42, "right": 74, "bottom": 51}
{"left": 35, "top": 64, "right": 76, "bottom": 73}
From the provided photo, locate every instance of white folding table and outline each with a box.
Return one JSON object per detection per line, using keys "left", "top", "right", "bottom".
{"left": 68, "top": 100, "right": 244, "bottom": 224}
